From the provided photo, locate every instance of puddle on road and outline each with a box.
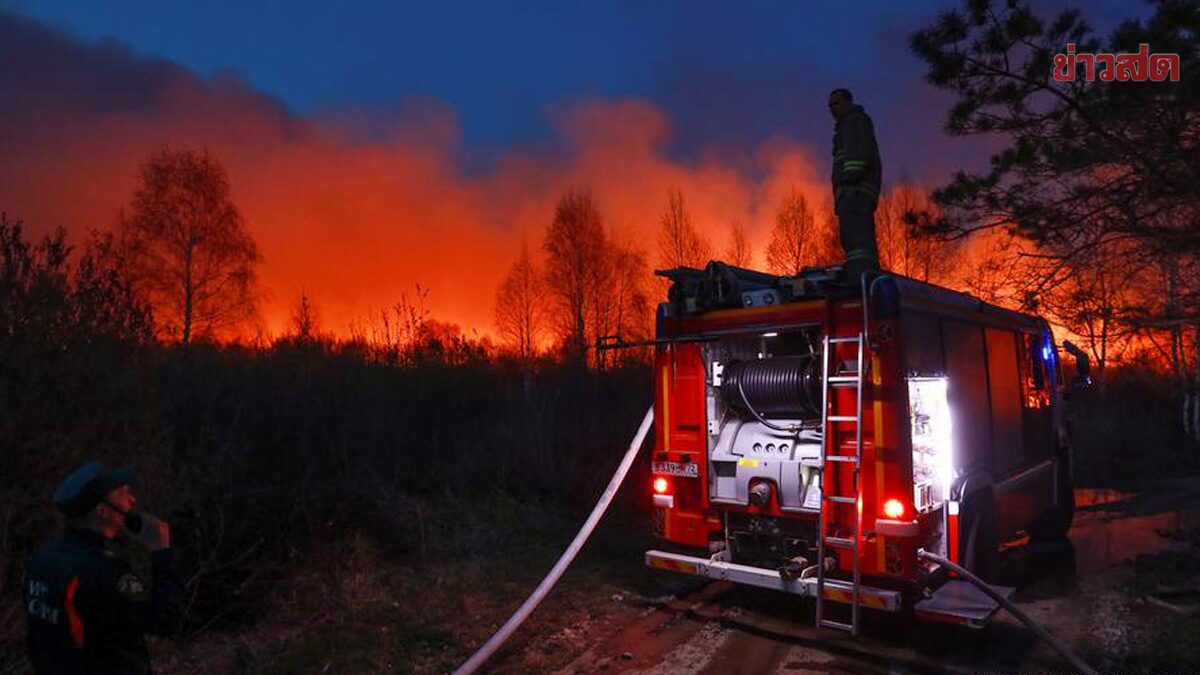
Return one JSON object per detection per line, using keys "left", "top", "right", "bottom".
{"left": 1069, "top": 488, "right": 1200, "bottom": 576}
{"left": 1074, "top": 488, "right": 1135, "bottom": 509}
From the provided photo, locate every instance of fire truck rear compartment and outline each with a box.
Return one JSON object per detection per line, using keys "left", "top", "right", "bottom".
{"left": 707, "top": 326, "right": 827, "bottom": 512}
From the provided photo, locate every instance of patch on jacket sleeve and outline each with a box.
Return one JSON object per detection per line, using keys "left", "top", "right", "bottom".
{"left": 116, "top": 573, "right": 147, "bottom": 599}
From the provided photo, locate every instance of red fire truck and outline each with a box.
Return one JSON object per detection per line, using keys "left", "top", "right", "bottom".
{"left": 641, "top": 262, "right": 1085, "bottom": 633}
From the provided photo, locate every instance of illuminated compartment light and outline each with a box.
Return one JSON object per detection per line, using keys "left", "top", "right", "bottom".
{"left": 653, "top": 477, "right": 670, "bottom": 494}
{"left": 883, "top": 498, "right": 905, "bottom": 519}
{"left": 762, "top": 332, "right": 778, "bottom": 338}
{"left": 907, "top": 376, "right": 954, "bottom": 510}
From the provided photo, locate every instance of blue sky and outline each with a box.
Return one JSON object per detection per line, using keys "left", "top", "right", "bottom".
{"left": 0, "top": 3, "right": 972, "bottom": 170}
{"left": 4, "top": 0, "right": 1149, "bottom": 178}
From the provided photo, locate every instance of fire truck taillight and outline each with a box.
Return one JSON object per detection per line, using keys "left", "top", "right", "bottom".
{"left": 653, "top": 477, "right": 670, "bottom": 494}
{"left": 882, "top": 498, "right": 906, "bottom": 519}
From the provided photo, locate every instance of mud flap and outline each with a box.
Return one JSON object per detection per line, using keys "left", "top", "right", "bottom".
{"left": 914, "top": 579, "right": 1014, "bottom": 629}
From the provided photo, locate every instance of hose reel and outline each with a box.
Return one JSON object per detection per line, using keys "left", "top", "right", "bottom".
{"left": 722, "top": 354, "right": 823, "bottom": 421}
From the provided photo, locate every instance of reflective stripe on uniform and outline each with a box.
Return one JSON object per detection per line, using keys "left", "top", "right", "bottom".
{"left": 64, "top": 575, "right": 84, "bottom": 648}
{"left": 835, "top": 183, "right": 879, "bottom": 200}
{"left": 846, "top": 249, "right": 870, "bottom": 259}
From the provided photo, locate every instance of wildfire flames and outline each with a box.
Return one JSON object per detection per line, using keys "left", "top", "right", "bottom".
{"left": 0, "top": 10, "right": 834, "bottom": 339}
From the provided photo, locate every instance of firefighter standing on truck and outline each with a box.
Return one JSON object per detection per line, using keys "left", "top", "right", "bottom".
{"left": 25, "top": 460, "right": 184, "bottom": 674}
{"left": 828, "top": 88, "right": 881, "bottom": 281}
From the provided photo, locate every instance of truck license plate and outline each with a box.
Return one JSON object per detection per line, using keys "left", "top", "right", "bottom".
{"left": 652, "top": 461, "right": 699, "bottom": 478}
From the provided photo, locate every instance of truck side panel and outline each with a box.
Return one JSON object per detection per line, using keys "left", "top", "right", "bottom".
{"left": 653, "top": 343, "right": 719, "bottom": 547}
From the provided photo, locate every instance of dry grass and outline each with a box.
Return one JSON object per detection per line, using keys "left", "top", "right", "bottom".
{"left": 144, "top": 495, "right": 663, "bottom": 675}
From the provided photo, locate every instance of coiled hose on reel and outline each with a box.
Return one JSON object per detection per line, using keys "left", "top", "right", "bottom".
{"left": 722, "top": 355, "right": 823, "bottom": 430}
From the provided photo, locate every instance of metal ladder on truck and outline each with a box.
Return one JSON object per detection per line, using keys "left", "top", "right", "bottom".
{"left": 815, "top": 331, "right": 865, "bottom": 635}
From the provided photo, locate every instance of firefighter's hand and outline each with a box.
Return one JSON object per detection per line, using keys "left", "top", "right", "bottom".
{"left": 137, "top": 514, "right": 171, "bottom": 552}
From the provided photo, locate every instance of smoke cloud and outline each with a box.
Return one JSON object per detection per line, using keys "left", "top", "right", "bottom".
{"left": 1, "top": 9, "right": 838, "bottom": 338}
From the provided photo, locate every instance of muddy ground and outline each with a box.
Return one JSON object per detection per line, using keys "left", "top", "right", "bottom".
{"left": 145, "top": 481, "right": 1200, "bottom": 674}
{"left": 528, "top": 482, "right": 1200, "bottom": 674}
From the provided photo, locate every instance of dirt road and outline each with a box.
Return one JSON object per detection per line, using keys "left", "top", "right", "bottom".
{"left": 555, "top": 486, "right": 1200, "bottom": 674}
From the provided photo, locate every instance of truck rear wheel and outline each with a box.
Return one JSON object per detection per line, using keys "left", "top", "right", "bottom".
{"left": 961, "top": 492, "right": 998, "bottom": 583}
{"left": 1030, "top": 453, "right": 1075, "bottom": 542}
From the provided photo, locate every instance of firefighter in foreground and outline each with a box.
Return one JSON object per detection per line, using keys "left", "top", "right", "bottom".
{"left": 25, "top": 460, "right": 184, "bottom": 674}
{"left": 828, "top": 87, "right": 882, "bottom": 281}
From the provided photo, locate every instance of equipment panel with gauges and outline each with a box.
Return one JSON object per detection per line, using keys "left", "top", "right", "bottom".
{"left": 705, "top": 326, "right": 826, "bottom": 512}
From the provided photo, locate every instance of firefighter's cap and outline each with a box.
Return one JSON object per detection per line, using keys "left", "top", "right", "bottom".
{"left": 53, "top": 460, "right": 138, "bottom": 518}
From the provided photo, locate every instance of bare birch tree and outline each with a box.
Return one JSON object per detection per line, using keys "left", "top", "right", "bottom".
{"left": 657, "top": 188, "right": 711, "bottom": 269}
{"left": 724, "top": 219, "right": 752, "bottom": 267}
{"left": 543, "top": 190, "right": 606, "bottom": 360}
{"left": 494, "top": 241, "right": 544, "bottom": 362}
{"left": 119, "top": 147, "right": 260, "bottom": 343}
{"left": 765, "top": 189, "right": 817, "bottom": 275}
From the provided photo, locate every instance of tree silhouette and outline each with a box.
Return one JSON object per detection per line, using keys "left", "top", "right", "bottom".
{"left": 912, "top": 0, "right": 1200, "bottom": 401}
{"left": 724, "top": 219, "right": 752, "bottom": 268}
{"left": 876, "top": 184, "right": 957, "bottom": 282}
{"left": 494, "top": 241, "right": 544, "bottom": 362}
{"left": 656, "top": 188, "right": 711, "bottom": 269}
{"left": 289, "top": 290, "right": 321, "bottom": 346}
{"left": 543, "top": 190, "right": 606, "bottom": 359}
{"left": 118, "top": 148, "right": 260, "bottom": 343}
{"left": 910, "top": 0, "right": 1200, "bottom": 289}
{"left": 594, "top": 236, "right": 651, "bottom": 368}
{"left": 1045, "top": 242, "right": 1142, "bottom": 377}
{"left": 540, "top": 189, "right": 652, "bottom": 365}
{"left": 765, "top": 189, "right": 818, "bottom": 275}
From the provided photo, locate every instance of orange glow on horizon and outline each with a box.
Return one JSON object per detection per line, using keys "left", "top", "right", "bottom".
{"left": 5, "top": 92, "right": 840, "bottom": 343}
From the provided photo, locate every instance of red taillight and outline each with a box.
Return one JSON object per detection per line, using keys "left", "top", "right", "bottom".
{"left": 883, "top": 498, "right": 905, "bottom": 519}
{"left": 653, "top": 477, "right": 670, "bottom": 494}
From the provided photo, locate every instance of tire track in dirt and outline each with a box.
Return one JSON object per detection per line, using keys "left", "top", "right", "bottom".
{"left": 694, "top": 629, "right": 792, "bottom": 675}
{"left": 557, "top": 582, "right": 733, "bottom": 673}
{"left": 579, "top": 583, "right": 1034, "bottom": 674}
{"left": 559, "top": 579, "right": 980, "bottom": 675}
{"left": 558, "top": 488, "right": 1200, "bottom": 674}
{"left": 710, "top": 604, "right": 975, "bottom": 675}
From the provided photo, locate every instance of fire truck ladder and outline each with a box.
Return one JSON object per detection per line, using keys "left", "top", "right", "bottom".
{"left": 815, "top": 332, "right": 865, "bottom": 635}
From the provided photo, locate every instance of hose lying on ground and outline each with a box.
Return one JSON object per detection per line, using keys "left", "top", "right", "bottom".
{"left": 453, "top": 407, "right": 655, "bottom": 675}
{"left": 916, "top": 548, "right": 1100, "bottom": 675}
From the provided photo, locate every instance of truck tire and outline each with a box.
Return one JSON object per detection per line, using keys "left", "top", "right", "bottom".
{"left": 961, "top": 491, "right": 998, "bottom": 583}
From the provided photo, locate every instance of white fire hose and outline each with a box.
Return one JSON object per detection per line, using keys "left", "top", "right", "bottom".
{"left": 916, "top": 549, "right": 1099, "bottom": 675}
{"left": 453, "top": 407, "right": 655, "bottom": 675}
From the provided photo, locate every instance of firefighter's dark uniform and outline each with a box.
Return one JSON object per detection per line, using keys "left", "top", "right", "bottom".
{"left": 831, "top": 103, "right": 882, "bottom": 281}
{"left": 25, "top": 463, "right": 184, "bottom": 674}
